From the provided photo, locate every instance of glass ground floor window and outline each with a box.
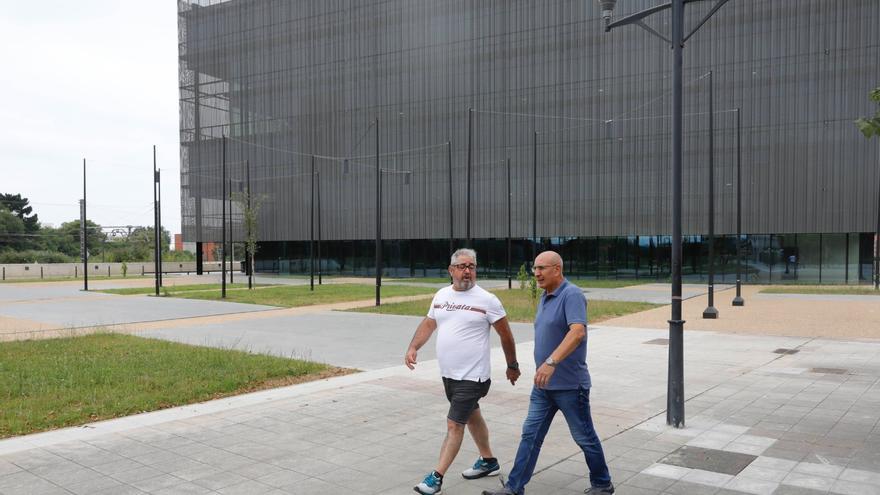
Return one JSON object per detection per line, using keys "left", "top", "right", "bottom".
{"left": 252, "top": 232, "right": 876, "bottom": 285}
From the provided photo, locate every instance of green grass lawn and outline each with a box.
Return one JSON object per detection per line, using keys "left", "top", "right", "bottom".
{"left": 387, "top": 277, "right": 452, "bottom": 284}
{"left": 173, "top": 283, "right": 437, "bottom": 307}
{"left": 0, "top": 333, "right": 346, "bottom": 438}
{"left": 761, "top": 286, "right": 880, "bottom": 296}
{"left": 352, "top": 288, "right": 660, "bottom": 323}
{"left": 569, "top": 279, "right": 652, "bottom": 289}
{"left": 98, "top": 283, "right": 265, "bottom": 295}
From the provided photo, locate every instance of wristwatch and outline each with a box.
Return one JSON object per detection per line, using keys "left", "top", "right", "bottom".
{"left": 545, "top": 357, "right": 558, "bottom": 367}
{"left": 507, "top": 361, "right": 519, "bottom": 370}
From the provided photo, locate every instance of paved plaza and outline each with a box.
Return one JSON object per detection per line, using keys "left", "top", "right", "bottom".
{"left": 0, "top": 278, "right": 878, "bottom": 494}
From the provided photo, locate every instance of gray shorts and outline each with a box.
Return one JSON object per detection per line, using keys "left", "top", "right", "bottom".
{"left": 442, "top": 377, "right": 491, "bottom": 424}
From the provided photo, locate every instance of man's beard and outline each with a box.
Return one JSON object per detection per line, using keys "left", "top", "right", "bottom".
{"left": 454, "top": 278, "right": 474, "bottom": 290}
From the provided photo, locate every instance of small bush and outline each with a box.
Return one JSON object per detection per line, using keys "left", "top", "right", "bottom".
{"left": 528, "top": 273, "right": 538, "bottom": 305}
{"left": 517, "top": 263, "right": 528, "bottom": 290}
{"left": 0, "top": 250, "right": 76, "bottom": 264}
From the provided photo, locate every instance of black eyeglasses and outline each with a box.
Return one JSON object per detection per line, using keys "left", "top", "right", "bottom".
{"left": 531, "top": 264, "right": 559, "bottom": 273}
{"left": 451, "top": 263, "right": 477, "bottom": 271}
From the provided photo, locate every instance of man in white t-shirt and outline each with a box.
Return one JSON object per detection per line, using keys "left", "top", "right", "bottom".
{"left": 406, "top": 248, "right": 521, "bottom": 495}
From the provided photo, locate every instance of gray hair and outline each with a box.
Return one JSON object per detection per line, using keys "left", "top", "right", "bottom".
{"left": 450, "top": 248, "right": 477, "bottom": 265}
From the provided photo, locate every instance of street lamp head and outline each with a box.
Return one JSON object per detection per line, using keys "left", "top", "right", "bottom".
{"left": 597, "top": 0, "right": 616, "bottom": 31}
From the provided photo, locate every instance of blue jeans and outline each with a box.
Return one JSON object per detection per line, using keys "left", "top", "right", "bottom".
{"left": 505, "top": 387, "right": 611, "bottom": 494}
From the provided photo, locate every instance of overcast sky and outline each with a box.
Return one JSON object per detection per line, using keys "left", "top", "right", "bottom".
{"left": 0, "top": 1, "right": 181, "bottom": 236}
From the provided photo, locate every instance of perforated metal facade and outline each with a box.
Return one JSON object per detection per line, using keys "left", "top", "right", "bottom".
{"left": 178, "top": 0, "right": 880, "bottom": 245}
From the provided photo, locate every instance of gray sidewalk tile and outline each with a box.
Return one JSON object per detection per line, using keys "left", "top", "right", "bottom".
{"left": 723, "top": 476, "right": 779, "bottom": 495}
{"left": 92, "top": 485, "right": 149, "bottom": 495}
{"left": 109, "top": 465, "right": 166, "bottom": 484}
{"left": 215, "top": 478, "right": 276, "bottom": 494}
{"left": 277, "top": 476, "right": 342, "bottom": 494}
{"left": 781, "top": 472, "right": 835, "bottom": 492}
{"left": 831, "top": 479, "right": 880, "bottom": 495}
{"left": 627, "top": 473, "right": 679, "bottom": 491}
{"left": 613, "top": 483, "right": 665, "bottom": 494}
{"left": 64, "top": 475, "right": 126, "bottom": 495}
{"left": 153, "top": 481, "right": 217, "bottom": 494}
{"left": 663, "top": 479, "right": 723, "bottom": 495}
{"left": 190, "top": 470, "right": 249, "bottom": 490}
{"left": 767, "top": 485, "right": 829, "bottom": 495}
{"left": 253, "top": 468, "right": 310, "bottom": 488}
{"left": 130, "top": 473, "right": 188, "bottom": 492}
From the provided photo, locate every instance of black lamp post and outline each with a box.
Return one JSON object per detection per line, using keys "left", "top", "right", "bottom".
{"left": 601, "top": 0, "right": 732, "bottom": 428}
{"left": 703, "top": 70, "right": 718, "bottom": 319}
{"left": 375, "top": 118, "right": 382, "bottom": 306}
{"left": 732, "top": 108, "right": 745, "bottom": 305}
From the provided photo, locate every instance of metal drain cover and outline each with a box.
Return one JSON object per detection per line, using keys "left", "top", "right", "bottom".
{"left": 660, "top": 446, "right": 757, "bottom": 475}
{"left": 809, "top": 367, "right": 848, "bottom": 375}
{"left": 773, "top": 348, "right": 799, "bottom": 355}
{"left": 644, "top": 338, "right": 669, "bottom": 345}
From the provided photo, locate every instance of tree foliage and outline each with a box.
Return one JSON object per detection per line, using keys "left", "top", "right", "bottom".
{"left": 0, "top": 207, "right": 28, "bottom": 251}
{"left": 0, "top": 193, "right": 39, "bottom": 233}
{"left": 0, "top": 193, "right": 188, "bottom": 263}
{"left": 232, "top": 190, "right": 263, "bottom": 287}
{"left": 855, "top": 87, "right": 880, "bottom": 138}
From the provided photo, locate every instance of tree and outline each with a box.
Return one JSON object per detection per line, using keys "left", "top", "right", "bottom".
{"left": 0, "top": 207, "right": 28, "bottom": 251}
{"left": 0, "top": 193, "right": 39, "bottom": 233}
{"left": 232, "top": 190, "right": 263, "bottom": 289}
{"left": 42, "top": 220, "right": 105, "bottom": 258}
{"left": 855, "top": 86, "right": 880, "bottom": 289}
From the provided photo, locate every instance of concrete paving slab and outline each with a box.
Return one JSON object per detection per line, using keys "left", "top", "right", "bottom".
{"left": 0, "top": 292, "right": 276, "bottom": 330}
{"left": 2, "top": 323, "right": 879, "bottom": 494}
{"left": 136, "top": 310, "right": 535, "bottom": 370}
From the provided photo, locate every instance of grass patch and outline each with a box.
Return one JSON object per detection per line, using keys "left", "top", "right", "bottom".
{"left": 98, "top": 283, "right": 266, "bottom": 295}
{"left": 173, "top": 283, "right": 437, "bottom": 308}
{"left": 352, "top": 288, "right": 660, "bottom": 323}
{"left": 761, "top": 286, "right": 880, "bottom": 296}
{"left": 387, "top": 277, "right": 452, "bottom": 284}
{"left": 0, "top": 333, "right": 347, "bottom": 438}
{"left": 570, "top": 279, "right": 652, "bottom": 289}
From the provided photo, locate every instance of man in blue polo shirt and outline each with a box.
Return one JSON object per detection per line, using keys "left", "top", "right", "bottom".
{"left": 484, "top": 250, "right": 613, "bottom": 495}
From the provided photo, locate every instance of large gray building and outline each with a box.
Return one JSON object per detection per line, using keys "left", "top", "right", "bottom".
{"left": 178, "top": 0, "right": 880, "bottom": 284}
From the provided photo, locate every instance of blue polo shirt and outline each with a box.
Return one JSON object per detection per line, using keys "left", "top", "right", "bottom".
{"left": 534, "top": 279, "right": 591, "bottom": 390}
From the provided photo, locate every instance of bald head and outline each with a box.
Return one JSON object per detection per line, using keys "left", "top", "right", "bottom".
{"left": 533, "top": 250, "right": 564, "bottom": 292}
{"left": 535, "top": 251, "right": 563, "bottom": 270}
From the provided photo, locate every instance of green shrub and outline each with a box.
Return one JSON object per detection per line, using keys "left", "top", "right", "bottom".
{"left": 0, "top": 250, "right": 76, "bottom": 264}
{"left": 517, "top": 263, "right": 528, "bottom": 290}
{"left": 528, "top": 273, "right": 538, "bottom": 305}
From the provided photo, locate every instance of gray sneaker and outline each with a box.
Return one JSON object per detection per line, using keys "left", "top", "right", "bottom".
{"left": 414, "top": 471, "right": 442, "bottom": 495}
{"left": 462, "top": 457, "right": 500, "bottom": 479}
{"left": 584, "top": 482, "right": 614, "bottom": 494}
{"left": 482, "top": 478, "right": 520, "bottom": 495}
{"left": 481, "top": 487, "right": 517, "bottom": 495}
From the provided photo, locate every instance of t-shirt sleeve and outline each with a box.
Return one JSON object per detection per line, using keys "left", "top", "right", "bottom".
{"left": 427, "top": 293, "right": 439, "bottom": 319}
{"left": 486, "top": 293, "right": 507, "bottom": 324}
{"left": 563, "top": 289, "right": 587, "bottom": 326}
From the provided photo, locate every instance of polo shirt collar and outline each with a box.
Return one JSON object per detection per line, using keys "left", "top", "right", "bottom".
{"left": 544, "top": 278, "right": 570, "bottom": 299}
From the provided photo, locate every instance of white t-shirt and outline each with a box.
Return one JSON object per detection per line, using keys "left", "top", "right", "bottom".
{"left": 427, "top": 284, "right": 506, "bottom": 382}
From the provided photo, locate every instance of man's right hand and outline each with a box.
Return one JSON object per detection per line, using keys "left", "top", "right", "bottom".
{"left": 405, "top": 348, "right": 418, "bottom": 369}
